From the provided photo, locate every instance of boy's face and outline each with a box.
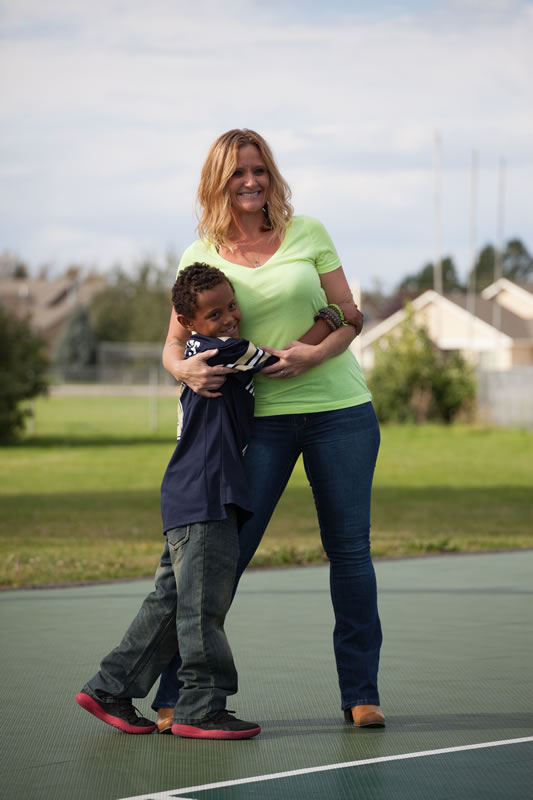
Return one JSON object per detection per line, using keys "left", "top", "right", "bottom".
{"left": 178, "top": 280, "right": 241, "bottom": 338}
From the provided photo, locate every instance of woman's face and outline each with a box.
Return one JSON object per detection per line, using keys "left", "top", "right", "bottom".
{"left": 227, "top": 144, "right": 270, "bottom": 216}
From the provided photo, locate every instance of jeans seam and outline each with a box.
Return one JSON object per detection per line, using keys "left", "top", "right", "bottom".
{"left": 122, "top": 610, "right": 177, "bottom": 693}
{"left": 120, "top": 539, "right": 179, "bottom": 693}
{"left": 199, "top": 523, "right": 216, "bottom": 718}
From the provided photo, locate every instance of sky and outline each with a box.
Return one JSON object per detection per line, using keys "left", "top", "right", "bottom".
{"left": 1, "top": 0, "right": 532, "bottom": 291}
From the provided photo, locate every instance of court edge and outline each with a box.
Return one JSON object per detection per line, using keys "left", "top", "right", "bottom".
{"left": 118, "top": 735, "right": 533, "bottom": 800}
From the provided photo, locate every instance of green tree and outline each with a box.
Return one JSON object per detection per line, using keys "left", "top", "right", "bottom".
{"left": 54, "top": 306, "right": 99, "bottom": 380}
{"left": 0, "top": 250, "right": 29, "bottom": 279}
{"left": 367, "top": 307, "right": 476, "bottom": 424}
{"left": 467, "top": 238, "right": 533, "bottom": 291}
{"left": 467, "top": 244, "right": 496, "bottom": 292}
{"left": 397, "top": 256, "right": 463, "bottom": 294}
{"left": 90, "top": 258, "right": 175, "bottom": 343}
{"left": 502, "top": 238, "right": 533, "bottom": 282}
{"left": 0, "top": 308, "right": 49, "bottom": 443}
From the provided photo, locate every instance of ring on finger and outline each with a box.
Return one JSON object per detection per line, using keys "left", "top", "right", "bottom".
{"left": 279, "top": 369, "right": 287, "bottom": 377}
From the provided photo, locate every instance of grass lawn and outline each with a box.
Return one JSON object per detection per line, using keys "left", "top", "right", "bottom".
{"left": 1, "top": 394, "right": 532, "bottom": 587}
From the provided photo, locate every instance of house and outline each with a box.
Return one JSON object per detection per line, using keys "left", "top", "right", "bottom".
{"left": 0, "top": 274, "right": 107, "bottom": 355}
{"left": 480, "top": 278, "right": 533, "bottom": 320}
{"left": 353, "top": 279, "right": 533, "bottom": 372}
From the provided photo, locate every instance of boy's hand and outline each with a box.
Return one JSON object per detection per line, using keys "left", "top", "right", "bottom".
{"left": 260, "top": 341, "right": 321, "bottom": 379}
{"left": 182, "top": 349, "right": 235, "bottom": 397}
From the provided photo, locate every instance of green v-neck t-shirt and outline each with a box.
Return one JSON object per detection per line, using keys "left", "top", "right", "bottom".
{"left": 177, "top": 215, "right": 371, "bottom": 417}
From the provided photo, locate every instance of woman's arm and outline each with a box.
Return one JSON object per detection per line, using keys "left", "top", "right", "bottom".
{"left": 261, "top": 266, "right": 363, "bottom": 378}
{"left": 299, "top": 268, "right": 363, "bottom": 345}
{"left": 162, "top": 310, "right": 235, "bottom": 398}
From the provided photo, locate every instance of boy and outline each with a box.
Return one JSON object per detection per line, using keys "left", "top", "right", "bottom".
{"left": 76, "top": 263, "right": 277, "bottom": 740}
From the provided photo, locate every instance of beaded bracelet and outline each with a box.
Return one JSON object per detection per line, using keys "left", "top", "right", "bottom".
{"left": 327, "top": 303, "right": 349, "bottom": 326}
{"left": 323, "top": 306, "right": 343, "bottom": 329}
{"left": 314, "top": 309, "right": 334, "bottom": 330}
{"left": 314, "top": 309, "right": 337, "bottom": 330}
{"left": 314, "top": 306, "right": 342, "bottom": 330}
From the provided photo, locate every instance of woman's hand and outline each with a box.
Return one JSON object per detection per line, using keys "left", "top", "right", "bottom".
{"left": 260, "top": 341, "right": 322, "bottom": 379}
{"left": 176, "top": 350, "right": 236, "bottom": 398}
{"left": 162, "top": 311, "right": 236, "bottom": 397}
{"left": 338, "top": 301, "right": 364, "bottom": 336}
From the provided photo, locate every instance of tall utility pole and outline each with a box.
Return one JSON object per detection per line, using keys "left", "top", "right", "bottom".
{"left": 433, "top": 131, "right": 443, "bottom": 294}
{"left": 492, "top": 157, "right": 506, "bottom": 331}
{"left": 466, "top": 148, "right": 479, "bottom": 363}
{"left": 467, "top": 148, "right": 479, "bottom": 319}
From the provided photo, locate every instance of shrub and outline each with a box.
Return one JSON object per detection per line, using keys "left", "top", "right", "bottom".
{"left": 0, "top": 308, "right": 49, "bottom": 443}
{"left": 367, "top": 308, "right": 476, "bottom": 424}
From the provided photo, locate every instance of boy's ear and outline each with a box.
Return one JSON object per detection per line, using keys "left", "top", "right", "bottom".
{"left": 177, "top": 313, "right": 194, "bottom": 332}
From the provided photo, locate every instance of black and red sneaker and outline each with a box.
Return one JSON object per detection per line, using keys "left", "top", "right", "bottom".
{"left": 172, "top": 709, "right": 261, "bottom": 740}
{"left": 76, "top": 684, "right": 156, "bottom": 734}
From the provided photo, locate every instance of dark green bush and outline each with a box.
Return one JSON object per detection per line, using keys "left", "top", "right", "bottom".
{"left": 0, "top": 308, "right": 49, "bottom": 443}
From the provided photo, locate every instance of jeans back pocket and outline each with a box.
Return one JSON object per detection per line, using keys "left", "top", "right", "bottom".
{"left": 166, "top": 525, "right": 190, "bottom": 552}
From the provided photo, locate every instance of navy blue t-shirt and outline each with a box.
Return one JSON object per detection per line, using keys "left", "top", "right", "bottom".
{"left": 160, "top": 334, "right": 278, "bottom": 532}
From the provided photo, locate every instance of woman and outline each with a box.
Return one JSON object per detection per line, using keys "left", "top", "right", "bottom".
{"left": 156, "top": 129, "right": 384, "bottom": 730}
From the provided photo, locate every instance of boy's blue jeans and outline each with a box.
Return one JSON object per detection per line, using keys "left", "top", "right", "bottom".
{"left": 155, "top": 402, "right": 383, "bottom": 712}
{"left": 86, "top": 507, "right": 239, "bottom": 723}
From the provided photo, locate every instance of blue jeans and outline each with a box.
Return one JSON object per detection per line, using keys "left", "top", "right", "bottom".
{"left": 87, "top": 507, "right": 239, "bottom": 723}
{"left": 155, "top": 402, "right": 382, "bottom": 712}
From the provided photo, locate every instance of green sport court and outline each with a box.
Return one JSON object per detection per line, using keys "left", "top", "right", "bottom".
{"left": 1, "top": 551, "right": 532, "bottom": 799}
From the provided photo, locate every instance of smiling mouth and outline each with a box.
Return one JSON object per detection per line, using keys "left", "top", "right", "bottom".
{"left": 238, "top": 191, "right": 261, "bottom": 197}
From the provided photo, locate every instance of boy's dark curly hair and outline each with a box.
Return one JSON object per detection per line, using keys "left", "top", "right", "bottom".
{"left": 172, "top": 262, "right": 234, "bottom": 317}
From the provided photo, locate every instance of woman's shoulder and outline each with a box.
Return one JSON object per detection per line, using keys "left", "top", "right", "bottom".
{"left": 289, "top": 215, "right": 324, "bottom": 231}
{"left": 178, "top": 239, "right": 214, "bottom": 270}
{"left": 285, "top": 215, "right": 333, "bottom": 244}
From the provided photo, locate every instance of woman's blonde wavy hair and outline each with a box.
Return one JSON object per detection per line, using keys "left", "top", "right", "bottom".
{"left": 196, "top": 129, "right": 293, "bottom": 249}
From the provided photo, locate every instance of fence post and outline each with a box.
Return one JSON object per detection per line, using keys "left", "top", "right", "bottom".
{"left": 149, "top": 367, "right": 158, "bottom": 431}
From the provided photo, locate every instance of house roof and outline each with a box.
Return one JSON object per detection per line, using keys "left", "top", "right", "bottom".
{"left": 446, "top": 292, "right": 533, "bottom": 339}
{"left": 482, "top": 277, "right": 533, "bottom": 302}
{"left": 359, "top": 286, "right": 533, "bottom": 349}
{"left": 0, "top": 275, "right": 106, "bottom": 336}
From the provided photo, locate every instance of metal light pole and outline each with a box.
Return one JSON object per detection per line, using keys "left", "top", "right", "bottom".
{"left": 492, "top": 157, "right": 505, "bottom": 331}
{"left": 433, "top": 131, "right": 443, "bottom": 295}
{"left": 467, "top": 149, "right": 479, "bottom": 359}
{"left": 467, "top": 148, "right": 479, "bottom": 318}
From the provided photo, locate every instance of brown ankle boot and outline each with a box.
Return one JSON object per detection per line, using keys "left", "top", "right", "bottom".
{"left": 156, "top": 707, "right": 174, "bottom": 734}
{"left": 349, "top": 705, "right": 385, "bottom": 727}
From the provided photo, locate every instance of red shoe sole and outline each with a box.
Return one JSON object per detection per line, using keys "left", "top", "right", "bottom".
{"left": 75, "top": 692, "right": 156, "bottom": 734}
{"left": 171, "top": 722, "right": 261, "bottom": 740}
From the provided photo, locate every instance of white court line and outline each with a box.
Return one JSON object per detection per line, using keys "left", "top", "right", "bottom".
{"left": 118, "top": 736, "right": 533, "bottom": 800}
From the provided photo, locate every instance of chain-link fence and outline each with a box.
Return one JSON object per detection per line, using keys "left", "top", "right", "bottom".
{"left": 49, "top": 341, "right": 176, "bottom": 388}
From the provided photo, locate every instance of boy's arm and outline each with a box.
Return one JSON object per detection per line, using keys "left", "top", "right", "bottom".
{"left": 202, "top": 336, "right": 279, "bottom": 373}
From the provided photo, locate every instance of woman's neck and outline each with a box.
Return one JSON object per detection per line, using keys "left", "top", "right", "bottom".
{"left": 229, "top": 210, "right": 266, "bottom": 243}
